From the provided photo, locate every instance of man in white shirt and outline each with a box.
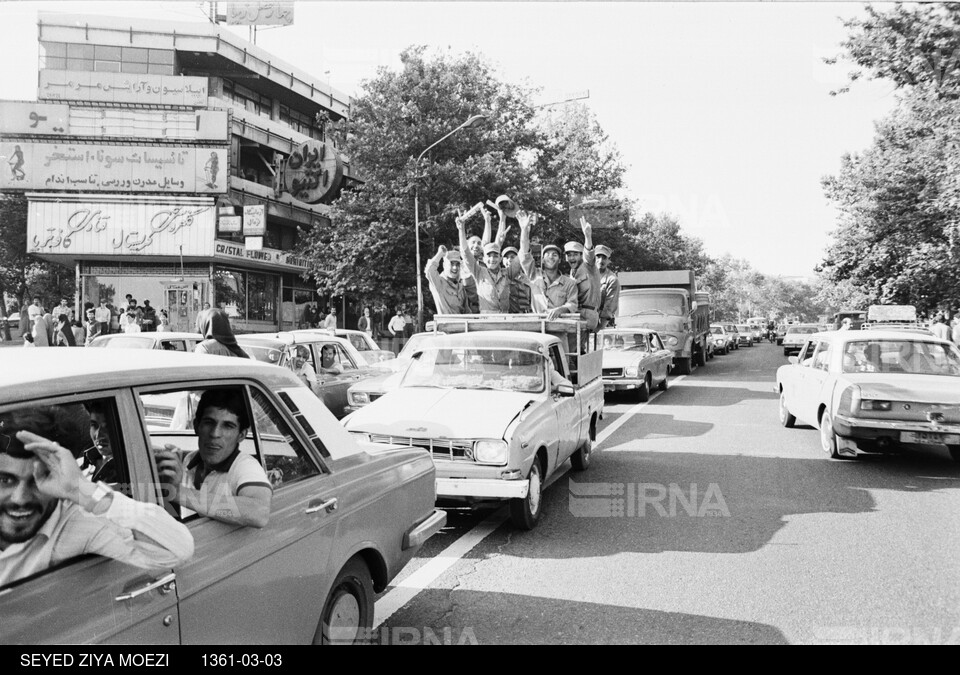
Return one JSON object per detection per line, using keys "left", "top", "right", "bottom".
{"left": 1, "top": 408, "right": 194, "bottom": 587}
{"left": 323, "top": 307, "right": 338, "bottom": 329}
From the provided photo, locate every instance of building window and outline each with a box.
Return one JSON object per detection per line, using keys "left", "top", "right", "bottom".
{"left": 39, "top": 41, "right": 175, "bottom": 75}
{"left": 214, "top": 268, "right": 246, "bottom": 320}
{"left": 223, "top": 78, "right": 273, "bottom": 119}
{"left": 247, "top": 273, "right": 278, "bottom": 322}
{"left": 214, "top": 268, "right": 277, "bottom": 323}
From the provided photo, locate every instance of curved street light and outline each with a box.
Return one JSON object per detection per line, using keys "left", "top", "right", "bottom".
{"left": 413, "top": 114, "right": 487, "bottom": 331}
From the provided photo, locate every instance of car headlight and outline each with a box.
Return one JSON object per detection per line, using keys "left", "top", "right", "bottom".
{"left": 349, "top": 392, "right": 370, "bottom": 405}
{"left": 625, "top": 366, "right": 639, "bottom": 377}
{"left": 349, "top": 431, "right": 371, "bottom": 444}
{"left": 473, "top": 440, "right": 508, "bottom": 464}
{"left": 666, "top": 336, "right": 678, "bottom": 346}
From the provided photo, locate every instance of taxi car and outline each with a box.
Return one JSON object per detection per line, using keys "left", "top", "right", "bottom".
{"left": 735, "top": 324, "right": 755, "bottom": 347}
{"left": 781, "top": 323, "right": 822, "bottom": 356}
{"left": 776, "top": 329, "right": 960, "bottom": 461}
{"left": 709, "top": 324, "right": 734, "bottom": 355}
{"left": 344, "top": 331, "right": 443, "bottom": 413}
{"left": 236, "top": 332, "right": 377, "bottom": 419}
{"left": 87, "top": 331, "right": 203, "bottom": 352}
{"left": 0, "top": 349, "right": 444, "bottom": 644}
{"left": 600, "top": 328, "right": 672, "bottom": 400}
{"left": 295, "top": 328, "right": 395, "bottom": 365}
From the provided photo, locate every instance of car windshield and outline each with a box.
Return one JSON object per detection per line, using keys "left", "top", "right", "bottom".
{"left": 787, "top": 326, "right": 818, "bottom": 334}
{"left": 737, "top": 325, "right": 751, "bottom": 332}
{"left": 841, "top": 339, "right": 960, "bottom": 376}
{"left": 620, "top": 292, "right": 685, "bottom": 317}
{"left": 600, "top": 332, "right": 650, "bottom": 351}
{"left": 88, "top": 336, "right": 155, "bottom": 349}
{"left": 244, "top": 344, "right": 284, "bottom": 365}
{"left": 400, "top": 347, "right": 546, "bottom": 393}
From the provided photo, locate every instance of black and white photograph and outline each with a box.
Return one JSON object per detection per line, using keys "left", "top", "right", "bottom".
{"left": 1, "top": 0, "right": 959, "bottom": 648}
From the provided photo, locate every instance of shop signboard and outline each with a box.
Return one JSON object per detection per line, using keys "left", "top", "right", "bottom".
{"left": 278, "top": 138, "right": 343, "bottom": 204}
{"left": 27, "top": 195, "right": 216, "bottom": 257}
{"left": 226, "top": 2, "right": 294, "bottom": 25}
{"left": 0, "top": 101, "right": 70, "bottom": 135}
{"left": 214, "top": 239, "right": 308, "bottom": 270}
{"left": 39, "top": 70, "right": 208, "bottom": 107}
{"left": 0, "top": 142, "right": 227, "bottom": 194}
{"left": 243, "top": 204, "right": 266, "bottom": 235}
{"left": 218, "top": 215, "right": 242, "bottom": 233}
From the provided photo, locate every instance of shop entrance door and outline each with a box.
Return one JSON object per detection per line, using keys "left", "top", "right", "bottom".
{"left": 166, "top": 282, "right": 206, "bottom": 333}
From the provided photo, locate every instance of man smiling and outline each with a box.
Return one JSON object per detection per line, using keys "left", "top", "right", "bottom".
{"left": 154, "top": 389, "right": 272, "bottom": 528}
{"left": 0, "top": 407, "right": 193, "bottom": 587}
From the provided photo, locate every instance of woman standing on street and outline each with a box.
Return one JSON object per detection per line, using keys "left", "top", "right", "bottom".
{"left": 194, "top": 309, "right": 249, "bottom": 358}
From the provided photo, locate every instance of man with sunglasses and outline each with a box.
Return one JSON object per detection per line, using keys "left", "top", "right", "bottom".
{"left": 0, "top": 407, "right": 193, "bottom": 587}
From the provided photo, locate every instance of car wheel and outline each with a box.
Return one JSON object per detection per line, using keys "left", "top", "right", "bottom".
{"left": 658, "top": 374, "right": 668, "bottom": 392}
{"left": 315, "top": 556, "right": 375, "bottom": 644}
{"left": 510, "top": 456, "right": 544, "bottom": 530}
{"left": 778, "top": 391, "right": 796, "bottom": 428}
{"left": 637, "top": 375, "right": 650, "bottom": 402}
{"left": 819, "top": 410, "right": 841, "bottom": 459}
{"left": 948, "top": 445, "right": 960, "bottom": 463}
{"left": 571, "top": 433, "right": 592, "bottom": 472}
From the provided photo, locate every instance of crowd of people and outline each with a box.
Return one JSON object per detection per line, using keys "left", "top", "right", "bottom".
{"left": 11, "top": 295, "right": 172, "bottom": 347}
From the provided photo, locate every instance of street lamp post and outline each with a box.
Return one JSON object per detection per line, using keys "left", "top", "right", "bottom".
{"left": 413, "top": 114, "right": 486, "bottom": 332}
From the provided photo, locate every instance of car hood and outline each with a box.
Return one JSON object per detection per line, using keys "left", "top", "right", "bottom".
{"left": 843, "top": 374, "right": 960, "bottom": 403}
{"left": 343, "top": 387, "right": 535, "bottom": 438}
{"left": 603, "top": 350, "right": 653, "bottom": 367}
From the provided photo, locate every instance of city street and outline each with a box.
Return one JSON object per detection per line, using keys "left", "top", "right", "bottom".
{"left": 375, "top": 343, "right": 960, "bottom": 645}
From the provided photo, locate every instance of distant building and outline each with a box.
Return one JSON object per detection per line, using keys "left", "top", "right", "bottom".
{"left": 1, "top": 12, "right": 356, "bottom": 332}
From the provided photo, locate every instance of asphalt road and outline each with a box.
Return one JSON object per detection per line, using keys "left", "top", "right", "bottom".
{"left": 374, "top": 341, "right": 960, "bottom": 645}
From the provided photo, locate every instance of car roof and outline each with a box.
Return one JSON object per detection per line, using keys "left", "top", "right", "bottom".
{"left": 412, "top": 330, "right": 557, "bottom": 351}
{"left": 601, "top": 327, "right": 660, "bottom": 334}
{"left": 92, "top": 331, "right": 202, "bottom": 341}
{"left": 811, "top": 329, "right": 953, "bottom": 343}
{"left": 236, "top": 332, "right": 354, "bottom": 348}
{"left": 0, "top": 349, "right": 296, "bottom": 403}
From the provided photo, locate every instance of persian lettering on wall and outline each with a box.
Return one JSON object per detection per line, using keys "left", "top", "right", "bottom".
{"left": 0, "top": 143, "right": 228, "bottom": 194}
{"left": 277, "top": 138, "right": 343, "bottom": 204}
{"left": 39, "top": 71, "right": 209, "bottom": 107}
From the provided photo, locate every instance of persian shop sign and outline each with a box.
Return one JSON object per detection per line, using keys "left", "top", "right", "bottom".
{"left": 277, "top": 139, "right": 343, "bottom": 204}
{"left": 28, "top": 198, "right": 215, "bottom": 256}
{"left": 226, "top": 2, "right": 294, "bottom": 25}
{"left": 0, "top": 143, "right": 227, "bottom": 194}
{"left": 39, "top": 70, "right": 208, "bottom": 107}
{"left": 0, "top": 100, "right": 228, "bottom": 140}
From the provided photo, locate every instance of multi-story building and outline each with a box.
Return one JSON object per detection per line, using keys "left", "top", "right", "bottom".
{"left": 0, "top": 11, "right": 354, "bottom": 333}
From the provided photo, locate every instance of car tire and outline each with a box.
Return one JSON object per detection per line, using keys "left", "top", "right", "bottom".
{"left": 637, "top": 375, "right": 650, "bottom": 402}
{"left": 778, "top": 391, "right": 796, "bottom": 428}
{"left": 571, "top": 432, "right": 592, "bottom": 472}
{"left": 948, "top": 445, "right": 960, "bottom": 463}
{"left": 819, "top": 410, "right": 841, "bottom": 459}
{"left": 658, "top": 374, "right": 668, "bottom": 392}
{"left": 510, "top": 456, "right": 544, "bottom": 530}
{"left": 315, "top": 556, "right": 375, "bottom": 645}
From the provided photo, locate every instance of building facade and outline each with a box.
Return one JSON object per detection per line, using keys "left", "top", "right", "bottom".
{"left": 0, "top": 11, "right": 353, "bottom": 333}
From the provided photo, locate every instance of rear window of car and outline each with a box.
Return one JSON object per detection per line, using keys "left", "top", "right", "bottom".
{"left": 88, "top": 336, "right": 155, "bottom": 349}
{"left": 786, "top": 326, "right": 818, "bottom": 334}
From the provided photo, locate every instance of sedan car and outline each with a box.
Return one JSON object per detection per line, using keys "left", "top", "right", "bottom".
{"left": 776, "top": 329, "right": 960, "bottom": 461}
{"left": 781, "top": 323, "right": 823, "bottom": 356}
{"left": 721, "top": 323, "right": 740, "bottom": 350}
{"left": 295, "top": 328, "right": 395, "bottom": 365}
{"left": 775, "top": 324, "right": 787, "bottom": 346}
{"left": 709, "top": 324, "right": 734, "bottom": 355}
{"left": 236, "top": 332, "right": 378, "bottom": 419}
{"left": 0, "top": 349, "right": 444, "bottom": 644}
{"left": 87, "top": 331, "right": 202, "bottom": 352}
{"left": 344, "top": 331, "right": 444, "bottom": 413}
{"left": 735, "top": 324, "right": 755, "bottom": 347}
{"left": 600, "top": 328, "right": 672, "bottom": 400}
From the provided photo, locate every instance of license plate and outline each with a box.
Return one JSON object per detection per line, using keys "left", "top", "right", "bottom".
{"left": 901, "top": 431, "right": 960, "bottom": 445}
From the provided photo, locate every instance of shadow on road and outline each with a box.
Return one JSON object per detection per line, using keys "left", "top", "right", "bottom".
{"left": 646, "top": 385, "right": 778, "bottom": 407}
{"left": 380, "top": 588, "right": 789, "bottom": 644}
{"left": 481, "top": 449, "right": 959, "bottom": 558}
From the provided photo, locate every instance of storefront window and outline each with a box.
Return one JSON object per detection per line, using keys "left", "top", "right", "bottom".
{"left": 214, "top": 268, "right": 246, "bottom": 320}
{"left": 247, "top": 273, "right": 278, "bottom": 322}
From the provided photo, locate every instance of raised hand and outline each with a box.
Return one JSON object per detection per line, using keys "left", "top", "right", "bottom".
{"left": 154, "top": 445, "right": 184, "bottom": 502}
{"left": 579, "top": 215, "right": 592, "bottom": 240}
{"left": 438, "top": 244, "right": 447, "bottom": 256}
{"left": 17, "top": 430, "right": 84, "bottom": 503}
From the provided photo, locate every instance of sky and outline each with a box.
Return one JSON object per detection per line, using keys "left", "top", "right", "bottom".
{"left": 0, "top": 1, "right": 899, "bottom": 278}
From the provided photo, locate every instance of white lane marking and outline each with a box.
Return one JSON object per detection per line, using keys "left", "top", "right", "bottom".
{"left": 373, "top": 376, "right": 680, "bottom": 625}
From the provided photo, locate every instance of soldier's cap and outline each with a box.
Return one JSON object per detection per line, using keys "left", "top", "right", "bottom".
{"left": 595, "top": 245, "right": 613, "bottom": 257}
{"left": 501, "top": 246, "right": 519, "bottom": 257}
{"left": 483, "top": 242, "right": 501, "bottom": 255}
{"left": 444, "top": 250, "right": 462, "bottom": 263}
{"left": 541, "top": 244, "right": 562, "bottom": 256}
{"left": 564, "top": 241, "right": 585, "bottom": 254}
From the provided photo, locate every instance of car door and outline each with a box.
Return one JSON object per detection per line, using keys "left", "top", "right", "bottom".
{"left": 798, "top": 339, "right": 833, "bottom": 424}
{"left": 0, "top": 391, "right": 181, "bottom": 644}
{"left": 650, "top": 332, "right": 670, "bottom": 381}
{"left": 134, "top": 380, "right": 340, "bottom": 644}
{"left": 792, "top": 340, "right": 822, "bottom": 425}
{"left": 310, "top": 342, "right": 364, "bottom": 418}
{"left": 547, "top": 344, "right": 580, "bottom": 466}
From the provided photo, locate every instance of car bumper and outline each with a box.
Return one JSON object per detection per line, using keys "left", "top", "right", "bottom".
{"left": 402, "top": 509, "right": 447, "bottom": 551}
{"left": 833, "top": 415, "right": 960, "bottom": 443}
{"left": 603, "top": 378, "right": 644, "bottom": 391}
{"left": 436, "top": 477, "right": 529, "bottom": 499}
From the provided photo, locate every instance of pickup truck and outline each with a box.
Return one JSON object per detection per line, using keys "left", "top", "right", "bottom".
{"left": 342, "top": 313, "right": 604, "bottom": 530}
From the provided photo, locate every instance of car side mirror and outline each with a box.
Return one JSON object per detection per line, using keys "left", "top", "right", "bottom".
{"left": 555, "top": 383, "right": 575, "bottom": 397}
{"left": 788, "top": 356, "right": 798, "bottom": 365}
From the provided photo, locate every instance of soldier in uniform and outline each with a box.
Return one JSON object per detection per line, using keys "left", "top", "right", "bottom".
{"left": 596, "top": 245, "right": 619, "bottom": 329}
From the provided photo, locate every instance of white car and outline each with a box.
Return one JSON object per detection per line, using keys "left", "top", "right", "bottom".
{"left": 600, "top": 328, "right": 672, "bottom": 400}
{"left": 344, "top": 332, "right": 444, "bottom": 413}
{"left": 776, "top": 329, "right": 960, "bottom": 461}
{"left": 781, "top": 323, "right": 822, "bottom": 356}
{"left": 709, "top": 324, "right": 734, "bottom": 355}
{"left": 294, "top": 328, "right": 395, "bottom": 365}
{"left": 87, "top": 331, "right": 203, "bottom": 352}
